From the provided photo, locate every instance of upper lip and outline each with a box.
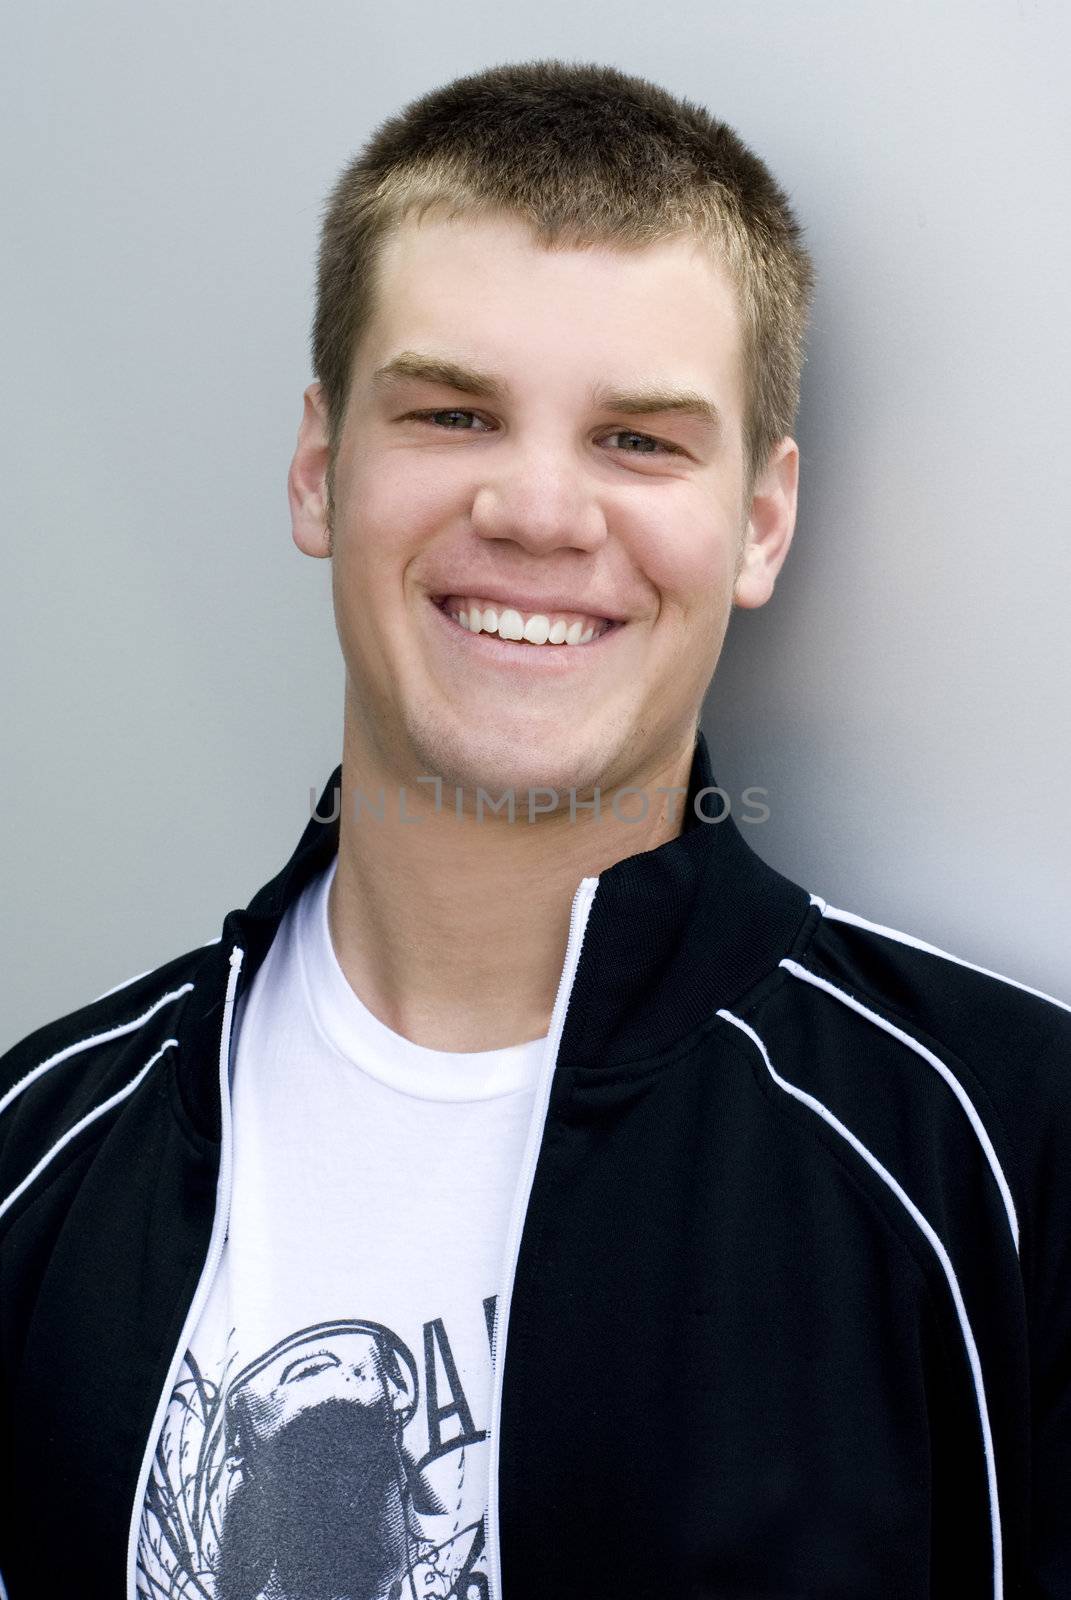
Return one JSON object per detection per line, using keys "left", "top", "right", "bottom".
{"left": 430, "top": 588, "right": 627, "bottom": 623}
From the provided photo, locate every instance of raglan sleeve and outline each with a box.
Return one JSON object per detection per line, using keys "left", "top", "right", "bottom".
{"left": 1022, "top": 1020, "right": 1071, "bottom": 1597}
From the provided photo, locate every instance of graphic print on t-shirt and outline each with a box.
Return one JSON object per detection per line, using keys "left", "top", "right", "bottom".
{"left": 137, "top": 1297, "right": 498, "bottom": 1600}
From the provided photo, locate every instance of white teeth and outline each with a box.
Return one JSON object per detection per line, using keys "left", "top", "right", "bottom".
{"left": 498, "top": 608, "right": 525, "bottom": 641}
{"left": 444, "top": 597, "right": 615, "bottom": 646}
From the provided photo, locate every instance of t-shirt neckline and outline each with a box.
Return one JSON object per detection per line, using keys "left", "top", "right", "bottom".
{"left": 293, "top": 853, "right": 547, "bottom": 1102}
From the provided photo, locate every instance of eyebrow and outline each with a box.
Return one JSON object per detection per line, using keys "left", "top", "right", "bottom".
{"left": 371, "top": 350, "right": 723, "bottom": 433}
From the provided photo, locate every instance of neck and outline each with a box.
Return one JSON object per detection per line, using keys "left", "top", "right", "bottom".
{"left": 327, "top": 713, "right": 697, "bottom": 1052}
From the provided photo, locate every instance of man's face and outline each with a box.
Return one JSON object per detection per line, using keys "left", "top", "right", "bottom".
{"left": 293, "top": 210, "right": 797, "bottom": 802}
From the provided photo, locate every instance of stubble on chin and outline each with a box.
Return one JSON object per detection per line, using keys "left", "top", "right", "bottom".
{"left": 400, "top": 715, "right": 622, "bottom": 811}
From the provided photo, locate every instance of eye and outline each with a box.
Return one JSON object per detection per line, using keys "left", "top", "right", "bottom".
{"left": 280, "top": 1349, "right": 341, "bottom": 1384}
{"left": 406, "top": 408, "right": 490, "bottom": 431}
{"left": 602, "top": 429, "right": 681, "bottom": 456}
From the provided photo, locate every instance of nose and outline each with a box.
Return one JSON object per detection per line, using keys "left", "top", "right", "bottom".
{"left": 469, "top": 441, "right": 608, "bottom": 556}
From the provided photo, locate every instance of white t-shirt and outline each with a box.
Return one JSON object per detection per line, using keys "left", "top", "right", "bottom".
{"left": 136, "top": 853, "right": 545, "bottom": 1600}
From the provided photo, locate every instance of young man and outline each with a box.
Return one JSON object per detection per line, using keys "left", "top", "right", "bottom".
{"left": 1, "top": 59, "right": 1067, "bottom": 1600}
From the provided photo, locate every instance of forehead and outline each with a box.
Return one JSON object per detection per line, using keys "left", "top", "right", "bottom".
{"left": 358, "top": 209, "right": 744, "bottom": 419}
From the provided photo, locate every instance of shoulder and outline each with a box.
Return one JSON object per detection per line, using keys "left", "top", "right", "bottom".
{"left": 793, "top": 895, "right": 1070, "bottom": 1073}
{"left": 0, "top": 939, "right": 216, "bottom": 1222}
{"left": 717, "top": 894, "right": 1071, "bottom": 1306}
{"left": 722, "top": 889, "right": 1070, "bottom": 1160}
{"left": 782, "top": 897, "right": 1071, "bottom": 1248}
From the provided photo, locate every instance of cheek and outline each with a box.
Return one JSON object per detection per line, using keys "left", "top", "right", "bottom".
{"left": 637, "top": 515, "right": 738, "bottom": 618}
{"left": 334, "top": 469, "right": 439, "bottom": 583}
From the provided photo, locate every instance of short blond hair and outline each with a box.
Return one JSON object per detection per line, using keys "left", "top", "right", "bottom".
{"left": 313, "top": 59, "right": 816, "bottom": 505}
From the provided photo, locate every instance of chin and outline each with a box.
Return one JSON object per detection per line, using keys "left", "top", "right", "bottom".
{"left": 404, "top": 717, "right": 617, "bottom": 812}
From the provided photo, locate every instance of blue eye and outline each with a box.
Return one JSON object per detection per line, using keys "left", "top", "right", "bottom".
{"left": 411, "top": 409, "right": 487, "bottom": 429}
{"left": 605, "top": 430, "right": 678, "bottom": 455}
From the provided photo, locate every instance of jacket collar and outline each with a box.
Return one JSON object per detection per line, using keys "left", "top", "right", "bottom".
{"left": 556, "top": 729, "right": 813, "bottom": 1071}
{"left": 176, "top": 731, "right": 813, "bottom": 1135}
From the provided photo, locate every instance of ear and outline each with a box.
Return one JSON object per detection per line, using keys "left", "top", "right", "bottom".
{"left": 288, "top": 383, "right": 333, "bottom": 559}
{"left": 732, "top": 436, "right": 799, "bottom": 609}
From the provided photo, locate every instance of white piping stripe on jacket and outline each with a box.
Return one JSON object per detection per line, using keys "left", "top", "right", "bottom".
{"left": 125, "top": 944, "right": 244, "bottom": 1600}
{"left": 0, "top": 984, "right": 193, "bottom": 1123}
{"left": 809, "top": 895, "right": 1071, "bottom": 1017}
{"left": 717, "top": 1007, "right": 1004, "bottom": 1600}
{"left": 0, "top": 1039, "right": 178, "bottom": 1225}
{"left": 780, "top": 957, "right": 1020, "bottom": 1253}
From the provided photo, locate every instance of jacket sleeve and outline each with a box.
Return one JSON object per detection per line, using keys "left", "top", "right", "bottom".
{"left": 0, "top": 1038, "right": 27, "bottom": 1595}
{"left": 1023, "top": 1021, "right": 1071, "bottom": 1598}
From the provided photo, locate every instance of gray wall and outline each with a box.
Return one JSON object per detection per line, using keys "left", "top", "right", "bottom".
{"left": 3, "top": 0, "right": 1068, "bottom": 1046}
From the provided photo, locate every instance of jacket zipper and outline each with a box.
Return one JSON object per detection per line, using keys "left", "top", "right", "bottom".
{"left": 485, "top": 875, "right": 600, "bottom": 1600}
{"left": 124, "top": 943, "right": 245, "bottom": 1600}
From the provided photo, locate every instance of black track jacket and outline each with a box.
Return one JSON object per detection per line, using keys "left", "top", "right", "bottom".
{"left": 1, "top": 732, "right": 1069, "bottom": 1599}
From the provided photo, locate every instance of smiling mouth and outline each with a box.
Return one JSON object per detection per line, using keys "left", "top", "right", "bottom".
{"left": 431, "top": 595, "right": 622, "bottom": 647}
